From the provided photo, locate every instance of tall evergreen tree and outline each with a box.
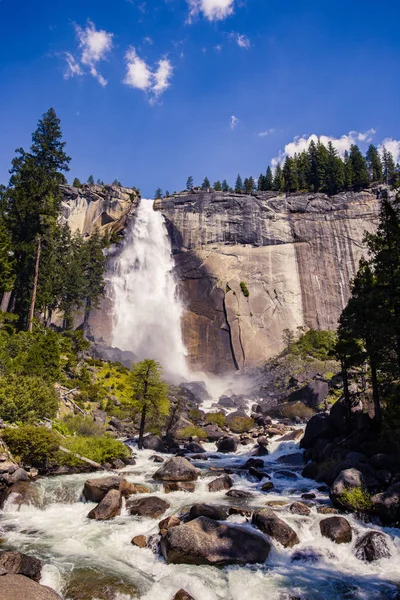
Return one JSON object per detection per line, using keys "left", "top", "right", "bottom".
{"left": 272, "top": 163, "right": 283, "bottom": 191}
{"left": 81, "top": 229, "right": 106, "bottom": 330}
{"left": 154, "top": 187, "right": 163, "bottom": 199}
{"left": 257, "top": 174, "right": 265, "bottom": 191}
{"left": 349, "top": 144, "right": 369, "bottom": 191}
{"left": 235, "top": 174, "right": 244, "bottom": 193}
{"left": 0, "top": 221, "right": 15, "bottom": 297}
{"left": 282, "top": 156, "right": 299, "bottom": 193}
{"left": 325, "top": 142, "right": 344, "bottom": 196}
{"left": 73, "top": 177, "right": 82, "bottom": 188}
{"left": 87, "top": 175, "right": 95, "bottom": 185}
{"left": 244, "top": 176, "right": 255, "bottom": 194}
{"left": 201, "top": 177, "right": 211, "bottom": 190}
{"left": 344, "top": 150, "right": 353, "bottom": 190}
{"left": 381, "top": 147, "right": 396, "bottom": 186}
{"left": 366, "top": 144, "right": 383, "bottom": 183}
{"left": 265, "top": 166, "right": 273, "bottom": 191}
{"left": 222, "top": 179, "right": 229, "bottom": 192}
{"left": 214, "top": 181, "right": 222, "bottom": 191}
{"left": 186, "top": 176, "right": 194, "bottom": 191}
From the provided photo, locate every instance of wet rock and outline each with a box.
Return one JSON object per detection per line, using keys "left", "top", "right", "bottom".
{"left": 317, "top": 506, "right": 338, "bottom": 515}
{"left": 277, "top": 453, "right": 305, "bottom": 466}
{"left": 252, "top": 445, "right": 269, "bottom": 457}
{"left": 159, "top": 515, "right": 181, "bottom": 534}
{"left": 291, "top": 548, "right": 325, "bottom": 564}
{"left": 354, "top": 531, "right": 391, "bottom": 562}
{"left": 161, "top": 516, "right": 271, "bottom": 565}
{"left": 265, "top": 500, "right": 289, "bottom": 507}
{"left": 216, "top": 437, "right": 238, "bottom": 454}
{"left": 243, "top": 458, "right": 264, "bottom": 469}
{"left": 252, "top": 508, "right": 300, "bottom": 548}
{"left": 188, "top": 504, "right": 229, "bottom": 521}
{"left": 290, "top": 502, "right": 311, "bottom": 516}
{"left": 208, "top": 475, "right": 233, "bottom": 492}
{"left": 87, "top": 490, "right": 122, "bottom": 520}
{"left": 186, "top": 442, "right": 205, "bottom": 454}
{"left": 204, "top": 424, "right": 225, "bottom": 442}
{"left": 131, "top": 535, "right": 147, "bottom": 548}
{"left": 301, "top": 493, "right": 316, "bottom": 500}
{"left": 142, "top": 434, "right": 167, "bottom": 453}
{"left": 330, "top": 469, "right": 367, "bottom": 510}
{"left": 0, "top": 551, "right": 42, "bottom": 581}
{"left": 63, "top": 567, "right": 138, "bottom": 600}
{"left": 119, "top": 480, "right": 152, "bottom": 497}
{"left": 248, "top": 467, "right": 269, "bottom": 481}
{"left": 152, "top": 455, "right": 165, "bottom": 463}
{"left": 301, "top": 413, "right": 333, "bottom": 449}
{"left": 226, "top": 489, "right": 254, "bottom": 499}
{"left": 173, "top": 590, "right": 195, "bottom": 600}
{"left": 153, "top": 457, "right": 200, "bottom": 482}
{"left": 302, "top": 462, "right": 319, "bottom": 479}
{"left": 278, "top": 430, "right": 304, "bottom": 442}
{"left": 228, "top": 507, "right": 252, "bottom": 517}
{"left": 2, "top": 467, "right": 29, "bottom": 486}
{"left": 372, "top": 483, "right": 400, "bottom": 524}
{"left": 3, "top": 481, "right": 40, "bottom": 508}
{"left": 163, "top": 482, "right": 196, "bottom": 493}
{"left": 320, "top": 516, "right": 352, "bottom": 544}
{"left": 127, "top": 496, "right": 170, "bottom": 518}
{"left": 0, "top": 574, "right": 62, "bottom": 600}
{"left": 275, "top": 470, "right": 297, "bottom": 479}
{"left": 83, "top": 477, "right": 122, "bottom": 503}
{"left": 261, "top": 482, "right": 274, "bottom": 492}
{"left": 191, "top": 454, "right": 208, "bottom": 460}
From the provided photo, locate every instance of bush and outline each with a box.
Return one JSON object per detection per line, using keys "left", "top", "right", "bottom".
{"left": 339, "top": 486, "right": 373, "bottom": 512}
{"left": 228, "top": 416, "right": 254, "bottom": 433}
{"left": 188, "top": 408, "right": 203, "bottom": 423}
{"left": 205, "top": 412, "right": 226, "bottom": 428}
{"left": 176, "top": 426, "right": 207, "bottom": 440}
{"left": 60, "top": 436, "right": 130, "bottom": 465}
{"left": 240, "top": 282, "right": 250, "bottom": 298}
{"left": 2, "top": 425, "right": 61, "bottom": 468}
{"left": 291, "top": 329, "right": 336, "bottom": 360}
{"left": 280, "top": 402, "right": 315, "bottom": 420}
{"left": 0, "top": 374, "right": 59, "bottom": 423}
{"left": 59, "top": 415, "right": 104, "bottom": 437}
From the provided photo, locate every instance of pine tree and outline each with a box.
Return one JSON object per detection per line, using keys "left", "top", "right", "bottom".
{"left": 265, "top": 166, "right": 273, "bottom": 191}
{"left": 344, "top": 150, "right": 353, "bottom": 190}
{"left": 112, "top": 179, "right": 122, "bottom": 186}
{"left": 73, "top": 177, "right": 82, "bottom": 188}
{"left": 243, "top": 177, "right": 255, "bottom": 194}
{"left": 382, "top": 147, "right": 396, "bottom": 186}
{"left": 214, "top": 181, "right": 222, "bottom": 191}
{"left": 308, "top": 140, "right": 319, "bottom": 192}
{"left": 165, "top": 190, "right": 170, "bottom": 197}
{"left": 296, "top": 151, "right": 310, "bottom": 191}
{"left": 81, "top": 228, "right": 106, "bottom": 330}
{"left": 186, "top": 176, "right": 194, "bottom": 191}
{"left": 282, "top": 157, "right": 299, "bottom": 193}
{"left": 272, "top": 163, "right": 283, "bottom": 191}
{"left": 326, "top": 142, "right": 344, "bottom": 196}
{"left": 366, "top": 145, "right": 383, "bottom": 183}
{"left": 201, "top": 177, "right": 211, "bottom": 190}
{"left": 154, "top": 187, "right": 163, "bottom": 199}
{"left": 257, "top": 174, "right": 265, "bottom": 191}
{"left": 349, "top": 144, "right": 369, "bottom": 191}
{"left": 0, "top": 221, "right": 15, "bottom": 296}
{"left": 235, "top": 174, "right": 244, "bottom": 193}
{"left": 222, "top": 179, "right": 229, "bottom": 192}
{"left": 87, "top": 175, "right": 95, "bottom": 185}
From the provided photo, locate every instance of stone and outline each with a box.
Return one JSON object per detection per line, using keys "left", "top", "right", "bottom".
{"left": 0, "top": 551, "right": 42, "bottom": 581}
{"left": 159, "top": 515, "right": 181, "bottom": 533}
{"left": 261, "top": 482, "right": 274, "bottom": 492}
{"left": 208, "top": 475, "right": 233, "bottom": 492}
{"left": 330, "top": 469, "right": 367, "bottom": 510}
{"left": 216, "top": 437, "right": 238, "bottom": 453}
{"left": 278, "top": 430, "right": 304, "bottom": 442}
{"left": 243, "top": 458, "right": 264, "bottom": 469}
{"left": 354, "top": 531, "right": 391, "bottom": 562}
{"left": 119, "top": 480, "right": 151, "bottom": 497}
{"left": 127, "top": 496, "right": 170, "bottom": 518}
{"left": 163, "top": 482, "right": 196, "bottom": 493}
{"left": 160, "top": 516, "right": 271, "bottom": 565}
{"left": 153, "top": 457, "right": 200, "bottom": 482}
{"left": 131, "top": 535, "right": 147, "bottom": 548}
{"left": 301, "top": 493, "right": 316, "bottom": 500}
{"left": 317, "top": 506, "right": 338, "bottom": 515}
{"left": 266, "top": 500, "right": 289, "bottom": 507}
{"left": 302, "top": 462, "right": 319, "bottom": 479}
{"left": 252, "top": 509, "right": 300, "bottom": 548}
{"left": 204, "top": 424, "right": 225, "bottom": 442}
{"left": 371, "top": 482, "right": 400, "bottom": 524}
{"left": 3, "top": 481, "right": 40, "bottom": 508}
{"left": 2, "top": 467, "right": 29, "bottom": 486}
{"left": 320, "top": 516, "right": 352, "bottom": 544}
{"left": 173, "top": 590, "right": 194, "bottom": 600}
{"left": 83, "top": 477, "right": 122, "bottom": 503}
{"left": 370, "top": 454, "right": 397, "bottom": 471}
{"left": 288, "top": 380, "right": 329, "bottom": 409}
{"left": 62, "top": 567, "right": 138, "bottom": 600}
{"left": 301, "top": 413, "right": 333, "bottom": 449}
{"left": 142, "top": 434, "right": 167, "bottom": 453}
{"left": 226, "top": 489, "right": 254, "bottom": 499}
{"left": 188, "top": 504, "right": 229, "bottom": 521}
{"left": 0, "top": 574, "right": 62, "bottom": 600}
{"left": 291, "top": 548, "right": 325, "bottom": 564}
{"left": 152, "top": 455, "right": 165, "bottom": 463}
{"left": 252, "top": 445, "right": 269, "bottom": 457}
{"left": 248, "top": 467, "right": 269, "bottom": 481}
{"left": 186, "top": 442, "right": 205, "bottom": 454}
{"left": 87, "top": 489, "right": 122, "bottom": 520}
{"left": 290, "top": 502, "right": 311, "bottom": 516}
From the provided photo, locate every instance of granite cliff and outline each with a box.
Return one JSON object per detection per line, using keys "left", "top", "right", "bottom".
{"left": 154, "top": 188, "right": 390, "bottom": 374}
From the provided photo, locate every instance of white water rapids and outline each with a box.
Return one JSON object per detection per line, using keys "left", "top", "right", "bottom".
{"left": 1, "top": 436, "right": 400, "bottom": 599}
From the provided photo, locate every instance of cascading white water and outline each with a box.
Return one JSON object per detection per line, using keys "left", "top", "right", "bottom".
{"left": 109, "top": 200, "right": 189, "bottom": 381}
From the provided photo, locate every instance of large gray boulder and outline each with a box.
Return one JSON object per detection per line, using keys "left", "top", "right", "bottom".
{"left": 83, "top": 477, "right": 122, "bottom": 503}
{"left": 330, "top": 468, "right": 367, "bottom": 510}
{"left": 288, "top": 380, "right": 329, "bottom": 409}
{"left": 0, "top": 574, "right": 62, "bottom": 600}
{"left": 160, "top": 516, "right": 271, "bottom": 565}
{"left": 301, "top": 413, "right": 333, "bottom": 449}
{"left": 252, "top": 508, "right": 299, "bottom": 548}
{"left": 153, "top": 457, "right": 200, "bottom": 482}
{"left": 0, "top": 551, "right": 42, "bottom": 581}
{"left": 319, "top": 516, "right": 352, "bottom": 544}
{"left": 142, "top": 434, "right": 167, "bottom": 453}
{"left": 371, "top": 482, "right": 400, "bottom": 524}
{"left": 127, "top": 496, "right": 170, "bottom": 518}
{"left": 354, "top": 531, "right": 391, "bottom": 562}
{"left": 187, "top": 503, "right": 229, "bottom": 521}
{"left": 208, "top": 474, "right": 233, "bottom": 492}
{"left": 216, "top": 437, "right": 238, "bottom": 453}
{"left": 186, "top": 441, "right": 206, "bottom": 454}
{"left": 87, "top": 489, "right": 122, "bottom": 520}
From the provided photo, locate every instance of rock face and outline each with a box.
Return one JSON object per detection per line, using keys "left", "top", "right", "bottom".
{"left": 155, "top": 189, "right": 384, "bottom": 373}
{"left": 0, "top": 574, "right": 62, "bottom": 600}
{"left": 0, "top": 551, "right": 42, "bottom": 581}
{"left": 160, "top": 516, "right": 271, "bottom": 565}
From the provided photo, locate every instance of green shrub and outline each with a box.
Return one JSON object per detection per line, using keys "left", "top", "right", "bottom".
{"left": 60, "top": 415, "right": 104, "bottom": 437}
{"left": 240, "top": 282, "right": 250, "bottom": 298}
{"left": 228, "top": 416, "right": 254, "bottom": 433}
{"left": 2, "top": 425, "right": 61, "bottom": 468}
{"left": 188, "top": 408, "right": 203, "bottom": 423}
{"left": 205, "top": 412, "right": 226, "bottom": 427}
{"left": 339, "top": 486, "right": 373, "bottom": 512}
{"left": 280, "top": 402, "right": 315, "bottom": 420}
{"left": 176, "top": 426, "right": 207, "bottom": 440}
{"left": 0, "top": 374, "right": 59, "bottom": 422}
{"left": 60, "top": 436, "right": 130, "bottom": 465}
{"left": 291, "top": 329, "right": 336, "bottom": 360}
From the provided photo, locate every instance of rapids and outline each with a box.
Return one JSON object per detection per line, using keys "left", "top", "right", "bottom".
{"left": 1, "top": 432, "right": 400, "bottom": 600}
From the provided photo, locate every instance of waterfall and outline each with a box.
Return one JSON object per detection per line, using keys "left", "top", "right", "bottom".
{"left": 108, "top": 199, "right": 189, "bottom": 381}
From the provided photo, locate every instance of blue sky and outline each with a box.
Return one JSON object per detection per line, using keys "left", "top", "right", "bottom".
{"left": 1, "top": 0, "right": 400, "bottom": 197}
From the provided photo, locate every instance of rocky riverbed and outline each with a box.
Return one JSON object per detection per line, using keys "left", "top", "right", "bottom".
{"left": 0, "top": 427, "right": 399, "bottom": 600}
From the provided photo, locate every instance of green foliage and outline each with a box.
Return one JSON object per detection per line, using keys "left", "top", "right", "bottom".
{"left": 60, "top": 436, "right": 129, "bottom": 465}
{"left": 280, "top": 402, "right": 315, "bottom": 420}
{"left": 176, "top": 425, "right": 207, "bottom": 440}
{"left": 0, "top": 374, "right": 59, "bottom": 422}
{"left": 214, "top": 180, "right": 222, "bottom": 191}
{"left": 154, "top": 187, "right": 163, "bottom": 200}
{"left": 291, "top": 329, "right": 337, "bottom": 360}
{"left": 2, "top": 425, "right": 61, "bottom": 468}
{"left": 235, "top": 174, "right": 244, "bottom": 193}
{"left": 205, "top": 412, "right": 226, "bottom": 427}
{"left": 229, "top": 416, "right": 254, "bottom": 433}
{"left": 201, "top": 177, "right": 211, "bottom": 190}
{"left": 339, "top": 486, "right": 373, "bottom": 512}
{"left": 240, "top": 282, "right": 250, "bottom": 297}
{"left": 188, "top": 408, "right": 203, "bottom": 423}
{"left": 0, "top": 221, "right": 15, "bottom": 295}
{"left": 58, "top": 414, "right": 104, "bottom": 437}
{"left": 87, "top": 175, "right": 94, "bottom": 185}
{"left": 186, "top": 176, "right": 194, "bottom": 191}
{"left": 72, "top": 178, "right": 82, "bottom": 188}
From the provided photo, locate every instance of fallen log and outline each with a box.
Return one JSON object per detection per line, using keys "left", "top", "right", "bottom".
{"left": 58, "top": 446, "right": 104, "bottom": 470}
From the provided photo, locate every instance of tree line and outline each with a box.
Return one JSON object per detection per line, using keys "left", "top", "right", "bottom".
{"left": 154, "top": 141, "right": 399, "bottom": 200}
{"left": 0, "top": 108, "right": 107, "bottom": 332}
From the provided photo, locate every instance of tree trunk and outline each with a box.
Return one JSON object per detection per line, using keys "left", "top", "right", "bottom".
{"left": 370, "top": 359, "right": 382, "bottom": 425}
{"left": 83, "top": 297, "right": 91, "bottom": 332}
{"left": 138, "top": 405, "right": 147, "bottom": 450}
{"left": 28, "top": 236, "right": 41, "bottom": 332}
{"left": 341, "top": 359, "right": 352, "bottom": 433}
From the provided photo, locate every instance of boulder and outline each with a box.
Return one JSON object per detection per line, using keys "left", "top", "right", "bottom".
{"left": 119, "top": 480, "right": 151, "bottom": 497}
{"left": 180, "top": 381, "right": 210, "bottom": 403}
{"left": 83, "top": 477, "right": 122, "bottom": 503}
{"left": 288, "top": 380, "right": 329, "bottom": 409}
{"left": 261, "top": 482, "right": 274, "bottom": 492}
{"left": 252, "top": 509, "right": 299, "bottom": 548}
{"left": 0, "top": 575, "right": 62, "bottom": 600}
{"left": 152, "top": 455, "right": 165, "bottom": 463}
{"left": 371, "top": 482, "right": 400, "bottom": 524}
{"left": 160, "top": 516, "right": 271, "bottom": 565}
{"left": 131, "top": 535, "right": 147, "bottom": 548}
{"left": 0, "top": 551, "right": 42, "bottom": 581}
{"left": 248, "top": 467, "right": 269, "bottom": 481}
{"left": 153, "top": 457, "right": 200, "bottom": 482}
{"left": 319, "top": 516, "right": 352, "bottom": 544}
{"left": 163, "top": 482, "right": 196, "bottom": 493}
{"left": 2, "top": 467, "right": 29, "bottom": 486}
{"left": 159, "top": 515, "right": 181, "bottom": 534}
{"left": 330, "top": 469, "right": 367, "bottom": 510}
{"left": 300, "top": 413, "right": 333, "bottom": 449}
{"left": 208, "top": 475, "right": 233, "bottom": 492}
{"left": 62, "top": 567, "right": 138, "bottom": 599}
{"left": 370, "top": 454, "right": 397, "bottom": 471}
{"left": 142, "top": 434, "right": 167, "bottom": 453}
{"left": 204, "top": 424, "right": 225, "bottom": 442}
{"left": 290, "top": 502, "right": 311, "bottom": 516}
{"left": 173, "top": 590, "right": 195, "bottom": 600}
{"left": 252, "top": 445, "right": 269, "bottom": 457}
{"left": 354, "top": 531, "right": 391, "bottom": 562}
{"left": 302, "top": 462, "right": 319, "bottom": 479}
{"left": 2, "top": 481, "right": 40, "bottom": 509}
{"left": 317, "top": 506, "right": 338, "bottom": 515}
{"left": 127, "top": 496, "right": 170, "bottom": 518}
{"left": 87, "top": 489, "right": 122, "bottom": 520}
{"left": 291, "top": 548, "right": 325, "bottom": 564}
{"left": 188, "top": 504, "right": 229, "bottom": 521}
{"left": 243, "top": 458, "right": 264, "bottom": 469}
{"left": 278, "top": 430, "right": 303, "bottom": 442}
{"left": 216, "top": 437, "right": 238, "bottom": 454}
{"left": 186, "top": 442, "right": 205, "bottom": 454}
{"left": 226, "top": 489, "right": 254, "bottom": 499}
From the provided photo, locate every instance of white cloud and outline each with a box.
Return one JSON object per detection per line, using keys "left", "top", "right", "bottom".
{"left": 378, "top": 138, "right": 400, "bottom": 164}
{"left": 187, "top": 0, "right": 235, "bottom": 22}
{"left": 143, "top": 36, "right": 153, "bottom": 45}
{"left": 65, "top": 21, "right": 113, "bottom": 86}
{"left": 214, "top": 44, "right": 222, "bottom": 52}
{"left": 258, "top": 128, "right": 275, "bottom": 137}
{"left": 272, "top": 129, "right": 376, "bottom": 167}
{"left": 123, "top": 47, "right": 173, "bottom": 102}
{"left": 235, "top": 33, "right": 250, "bottom": 49}
{"left": 230, "top": 115, "right": 238, "bottom": 130}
